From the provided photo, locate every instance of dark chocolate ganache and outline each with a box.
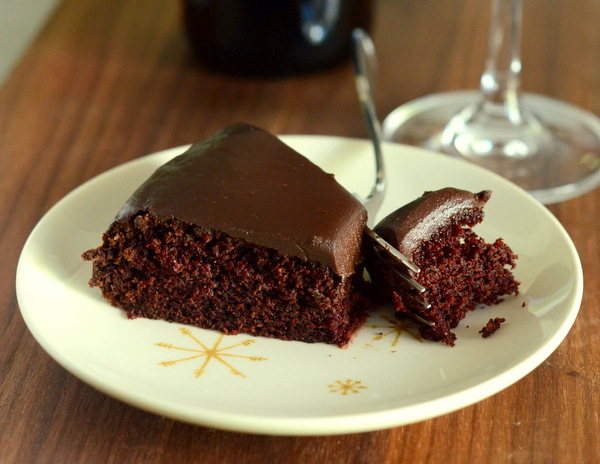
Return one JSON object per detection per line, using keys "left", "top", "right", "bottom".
{"left": 374, "top": 188, "right": 491, "bottom": 258}
{"left": 116, "top": 123, "right": 367, "bottom": 278}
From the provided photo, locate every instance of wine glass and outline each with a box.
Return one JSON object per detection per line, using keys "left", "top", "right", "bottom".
{"left": 382, "top": 0, "right": 600, "bottom": 204}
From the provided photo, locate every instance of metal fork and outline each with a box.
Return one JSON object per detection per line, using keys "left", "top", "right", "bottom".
{"left": 351, "top": 29, "right": 433, "bottom": 318}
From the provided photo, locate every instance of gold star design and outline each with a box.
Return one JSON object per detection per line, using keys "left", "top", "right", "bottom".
{"left": 580, "top": 152, "right": 600, "bottom": 170}
{"left": 155, "top": 327, "right": 267, "bottom": 378}
{"left": 328, "top": 379, "right": 367, "bottom": 395}
{"left": 367, "top": 314, "right": 423, "bottom": 346}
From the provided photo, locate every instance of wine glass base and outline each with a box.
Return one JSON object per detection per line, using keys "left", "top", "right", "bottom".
{"left": 382, "top": 90, "right": 600, "bottom": 204}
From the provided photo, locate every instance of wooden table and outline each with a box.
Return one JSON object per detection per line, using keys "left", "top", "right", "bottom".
{"left": 2, "top": 0, "right": 598, "bottom": 462}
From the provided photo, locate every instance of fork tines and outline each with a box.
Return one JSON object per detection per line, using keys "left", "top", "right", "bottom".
{"left": 365, "top": 228, "right": 434, "bottom": 324}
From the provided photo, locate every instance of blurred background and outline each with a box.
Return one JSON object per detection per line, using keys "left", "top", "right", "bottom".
{"left": 0, "top": 0, "right": 62, "bottom": 85}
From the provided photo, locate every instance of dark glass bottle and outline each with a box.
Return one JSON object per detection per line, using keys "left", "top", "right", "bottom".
{"left": 182, "top": 0, "right": 373, "bottom": 76}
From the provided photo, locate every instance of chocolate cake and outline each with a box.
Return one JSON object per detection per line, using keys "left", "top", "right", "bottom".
{"left": 83, "top": 123, "right": 369, "bottom": 346}
{"left": 480, "top": 318, "right": 506, "bottom": 338}
{"left": 366, "top": 188, "right": 519, "bottom": 346}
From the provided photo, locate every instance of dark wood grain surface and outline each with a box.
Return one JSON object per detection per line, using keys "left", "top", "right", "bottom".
{"left": 1, "top": 0, "right": 599, "bottom": 462}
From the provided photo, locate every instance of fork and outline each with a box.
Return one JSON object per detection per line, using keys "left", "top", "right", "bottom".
{"left": 351, "top": 29, "right": 433, "bottom": 318}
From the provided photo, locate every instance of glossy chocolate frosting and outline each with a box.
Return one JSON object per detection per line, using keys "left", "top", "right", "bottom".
{"left": 116, "top": 123, "right": 367, "bottom": 278}
{"left": 374, "top": 188, "right": 491, "bottom": 257}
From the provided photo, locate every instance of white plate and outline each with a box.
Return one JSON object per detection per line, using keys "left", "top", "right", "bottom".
{"left": 16, "top": 136, "right": 583, "bottom": 436}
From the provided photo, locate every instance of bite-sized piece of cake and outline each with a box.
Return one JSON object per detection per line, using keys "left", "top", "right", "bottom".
{"left": 479, "top": 317, "right": 506, "bottom": 338}
{"left": 83, "top": 123, "right": 370, "bottom": 346}
{"left": 366, "top": 188, "right": 519, "bottom": 346}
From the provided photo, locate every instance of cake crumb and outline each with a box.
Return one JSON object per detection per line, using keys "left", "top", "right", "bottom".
{"left": 480, "top": 318, "right": 506, "bottom": 338}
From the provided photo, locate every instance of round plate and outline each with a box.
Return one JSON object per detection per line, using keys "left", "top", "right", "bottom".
{"left": 16, "top": 136, "right": 582, "bottom": 435}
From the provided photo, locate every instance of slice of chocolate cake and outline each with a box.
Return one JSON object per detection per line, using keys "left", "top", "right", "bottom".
{"left": 366, "top": 188, "right": 519, "bottom": 346}
{"left": 83, "top": 123, "right": 370, "bottom": 346}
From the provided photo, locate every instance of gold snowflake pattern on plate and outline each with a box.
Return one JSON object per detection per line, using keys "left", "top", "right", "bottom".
{"left": 155, "top": 327, "right": 267, "bottom": 378}
{"left": 328, "top": 379, "right": 367, "bottom": 395}
{"left": 367, "top": 314, "right": 423, "bottom": 346}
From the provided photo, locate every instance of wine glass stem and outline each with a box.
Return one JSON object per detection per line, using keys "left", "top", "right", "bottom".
{"left": 480, "top": 0, "right": 523, "bottom": 123}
